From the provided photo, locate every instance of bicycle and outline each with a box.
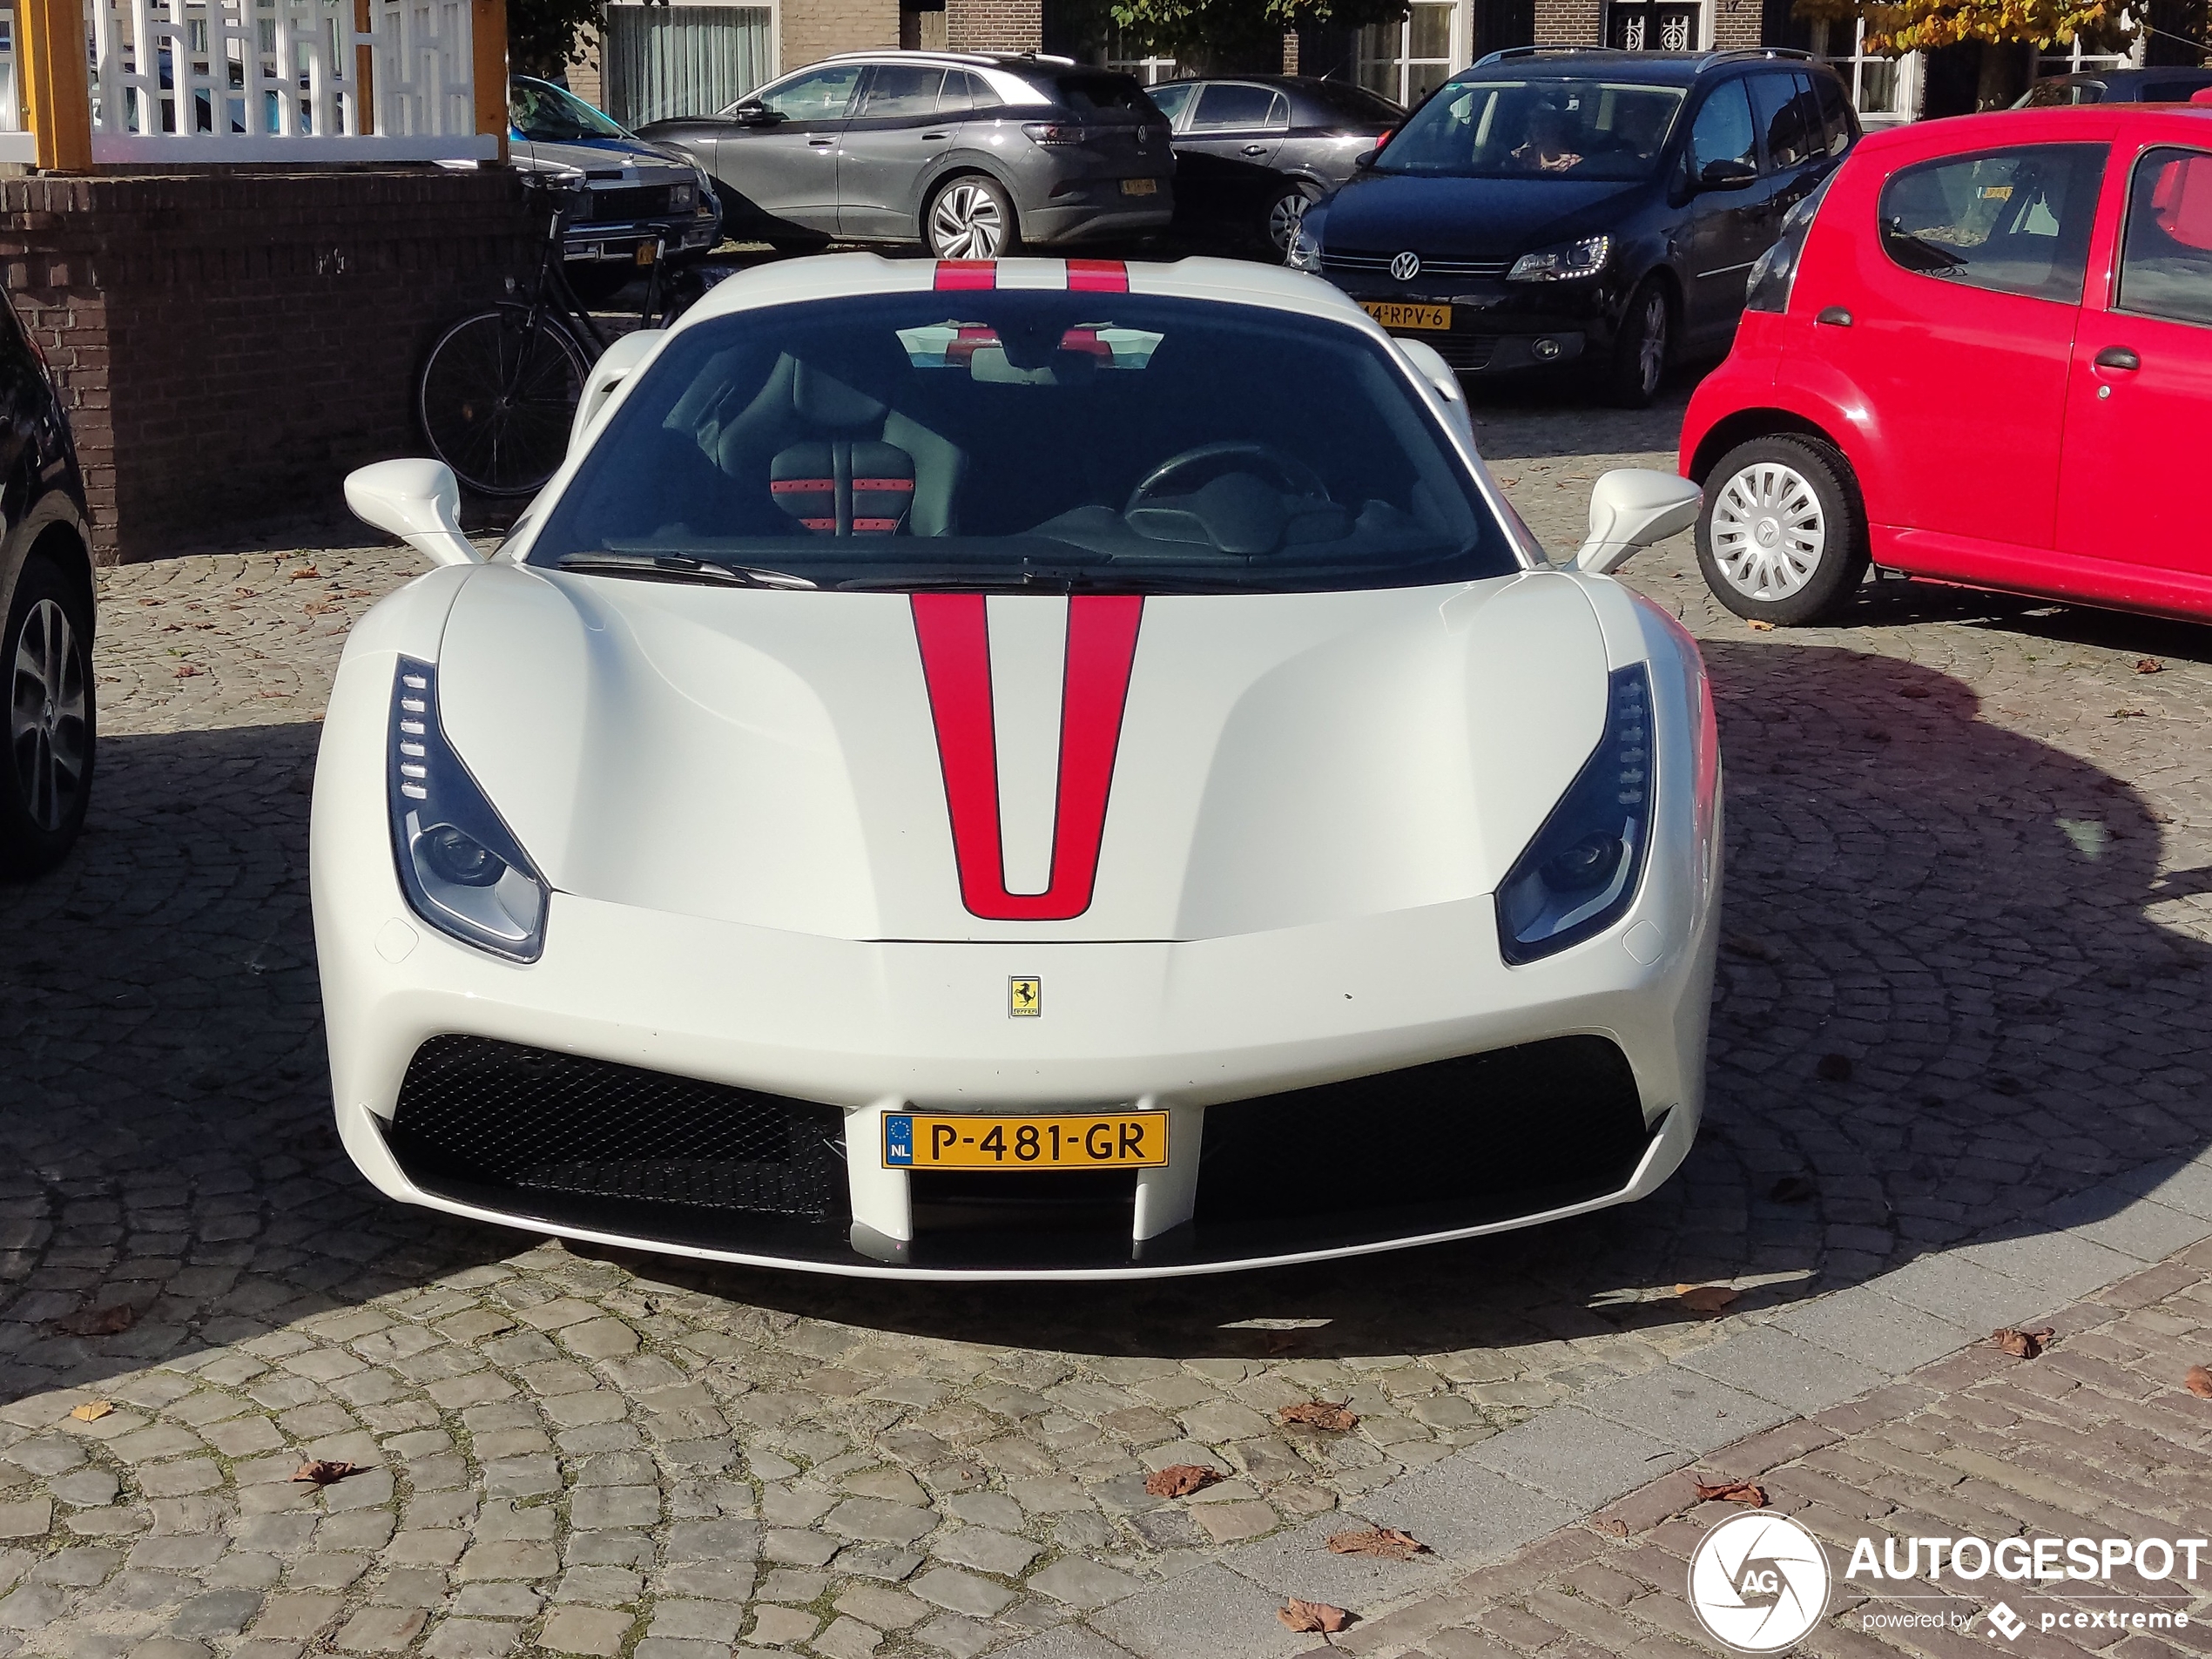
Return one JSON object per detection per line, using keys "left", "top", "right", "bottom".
{"left": 416, "top": 173, "right": 698, "bottom": 497}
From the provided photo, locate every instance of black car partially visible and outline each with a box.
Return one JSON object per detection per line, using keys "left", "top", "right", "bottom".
{"left": 1148, "top": 76, "right": 1402, "bottom": 257}
{"left": 1292, "top": 47, "right": 1858, "bottom": 406}
{"left": 0, "top": 295, "right": 95, "bottom": 875}
{"left": 2015, "top": 66, "right": 2212, "bottom": 106}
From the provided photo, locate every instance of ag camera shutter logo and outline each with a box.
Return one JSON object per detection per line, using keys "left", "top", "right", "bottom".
{"left": 1689, "top": 1511, "right": 1832, "bottom": 1652}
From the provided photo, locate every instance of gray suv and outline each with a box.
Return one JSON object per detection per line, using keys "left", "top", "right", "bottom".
{"left": 639, "top": 51, "right": 1174, "bottom": 258}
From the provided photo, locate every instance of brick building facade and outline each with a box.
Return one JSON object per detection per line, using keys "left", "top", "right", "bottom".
{"left": 0, "top": 170, "right": 534, "bottom": 563}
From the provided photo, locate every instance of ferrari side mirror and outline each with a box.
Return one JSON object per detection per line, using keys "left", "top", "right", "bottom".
{"left": 1573, "top": 469, "right": 1703, "bottom": 575}
{"left": 345, "top": 458, "right": 482, "bottom": 568}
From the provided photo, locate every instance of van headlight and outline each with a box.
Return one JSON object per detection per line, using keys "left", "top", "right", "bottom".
{"left": 1287, "top": 223, "right": 1322, "bottom": 273}
{"left": 388, "top": 658, "right": 549, "bottom": 962}
{"left": 1507, "top": 234, "right": 1610, "bottom": 281}
{"left": 1496, "top": 665, "right": 1653, "bottom": 963}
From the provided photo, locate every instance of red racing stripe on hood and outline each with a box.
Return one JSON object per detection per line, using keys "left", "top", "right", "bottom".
{"left": 910, "top": 594, "right": 1144, "bottom": 921}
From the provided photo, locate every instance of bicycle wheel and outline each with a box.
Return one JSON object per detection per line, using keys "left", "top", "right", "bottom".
{"left": 416, "top": 306, "right": 591, "bottom": 497}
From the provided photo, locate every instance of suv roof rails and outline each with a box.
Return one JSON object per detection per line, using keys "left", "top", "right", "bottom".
{"left": 1697, "top": 46, "right": 1817, "bottom": 64}
{"left": 820, "top": 49, "right": 1078, "bottom": 67}
{"left": 1472, "top": 45, "right": 1629, "bottom": 66}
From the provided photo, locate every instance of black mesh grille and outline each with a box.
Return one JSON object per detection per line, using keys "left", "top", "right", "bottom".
{"left": 388, "top": 1036, "right": 847, "bottom": 1223}
{"left": 1195, "top": 1035, "right": 1649, "bottom": 1233}
{"left": 579, "top": 185, "right": 678, "bottom": 223}
{"left": 1422, "top": 334, "right": 1501, "bottom": 371}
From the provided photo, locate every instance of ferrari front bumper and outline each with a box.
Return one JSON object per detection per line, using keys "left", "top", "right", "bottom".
{"left": 319, "top": 839, "right": 1717, "bottom": 1280}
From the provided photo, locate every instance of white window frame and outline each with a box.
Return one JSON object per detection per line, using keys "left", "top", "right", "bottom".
{"left": 1811, "top": 17, "right": 1921, "bottom": 127}
{"left": 1358, "top": 0, "right": 1466, "bottom": 109}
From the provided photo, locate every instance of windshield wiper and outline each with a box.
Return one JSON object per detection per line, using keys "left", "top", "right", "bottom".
{"left": 554, "top": 552, "right": 816, "bottom": 589}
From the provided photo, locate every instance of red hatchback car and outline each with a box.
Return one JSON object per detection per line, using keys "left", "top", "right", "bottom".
{"left": 1679, "top": 101, "right": 2212, "bottom": 625}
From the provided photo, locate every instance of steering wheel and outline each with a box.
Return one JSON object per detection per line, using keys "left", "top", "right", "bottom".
{"left": 1124, "top": 442, "right": 1331, "bottom": 517}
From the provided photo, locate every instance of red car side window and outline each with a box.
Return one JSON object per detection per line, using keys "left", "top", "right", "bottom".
{"left": 1876, "top": 143, "right": 2107, "bottom": 304}
{"left": 2118, "top": 146, "right": 2212, "bottom": 327}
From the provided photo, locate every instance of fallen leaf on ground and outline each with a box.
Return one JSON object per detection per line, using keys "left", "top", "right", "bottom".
{"left": 288, "top": 565, "right": 320, "bottom": 580}
{"left": 1143, "top": 1464, "right": 1219, "bottom": 1498}
{"left": 1768, "top": 1176, "right": 1817, "bottom": 1204}
{"left": 1722, "top": 934, "right": 1774, "bottom": 961}
{"left": 1328, "top": 1527, "right": 1427, "bottom": 1560}
{"left": 1278, "top": 1400, "right": 1359, "bottom": 1433}
{"left": 2187, "top": 1366, "right": 2212, "bottom": 1399}
{"left": 57, "top": 1304, "right": 136, "bottom": 1336}
{"left": 1278, "top": 1600, "right": 1352, "bottom": 1634}
{"left": 1675, "top": 1284, "right": 1740, "bottom": 1316}
{"left": 1747, "top": 619, "right": 1777, "bottom": 632}
{"left": 172, "top": 664, "right": 203, "bottom": 678}
{"left": 1595, "top": 1517, "right": 1629, "bottom": 1539}
{"left": 69, "top": 1400, "right": 112, "bottom": 1422}
{"left": 1693, "top": 1476, "right": 1768, "bottom": 1507}
{"left": 1992, "top": 1326, "right": 2054, "bottom": 1359}
{"left": 2137, "top": 658, "right": 2164, "bottom": 675}
{"left": 293, "top": 1460, "right": 358, "bottom": 1485}
{"left": 2112, "top": 707, "right": 2148, "bottom": 719}
{"left": 1816, "top": 1053, "right": 1854, "bottom": 1082}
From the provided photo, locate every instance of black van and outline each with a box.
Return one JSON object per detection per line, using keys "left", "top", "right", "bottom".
{"left": 1291, "top": 47, "right": 1858, "bottom": 405}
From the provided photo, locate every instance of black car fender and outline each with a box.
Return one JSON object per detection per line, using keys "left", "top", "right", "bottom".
{"left": 0, "top": 475, "right": 96, "bottom": 649}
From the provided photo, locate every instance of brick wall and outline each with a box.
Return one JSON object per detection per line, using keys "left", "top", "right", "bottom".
{"left": 1531, "top": 0, "right": 1602, "bottom": 46}
{"left": 0, "top": 169, "right": 536, "bottom": 564}
{"left": 781, "top": 0, "right": 901, "bottom": 70}
{"left": 945, "top": 0, "right": 1040, "bottom": 51}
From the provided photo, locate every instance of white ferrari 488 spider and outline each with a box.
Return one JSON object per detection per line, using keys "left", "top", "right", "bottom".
{"left": 314, "top": 253, "right": 1719, "bottom": 1278}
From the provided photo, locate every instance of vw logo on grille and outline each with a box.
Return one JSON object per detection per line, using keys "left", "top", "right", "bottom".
{"left": 1390, "top": 250, "right": 1421, "bottom": 281}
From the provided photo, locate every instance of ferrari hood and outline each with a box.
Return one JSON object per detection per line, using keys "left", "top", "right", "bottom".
{"left": 433, "top": 564, "right": 1611, "bottom": 943}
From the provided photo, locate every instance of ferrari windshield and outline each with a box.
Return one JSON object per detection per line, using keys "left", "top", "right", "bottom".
{"left": 1378, "top": 78, "right": 1685, "bottom": 182}
{"left": 525, "top": 291, "right": 1517, "bottom": 594}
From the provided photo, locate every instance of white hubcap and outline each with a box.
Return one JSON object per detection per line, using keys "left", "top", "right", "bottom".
{"left": 1711, "top": 462, "right": 1824, "bottom": 601}
{"left": 931, "top": 184, "right": 1005, "bottom": 259}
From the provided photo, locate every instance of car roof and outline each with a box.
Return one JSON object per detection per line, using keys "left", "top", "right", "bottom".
{"left": 817, "top": 49, "right": 1081, "bottom": 71}
{"left": 1456, "top": 46, "right": 1829, "bottom": 85}
{"left": 1852, "top": 99, "right": 2212, "bottom": 160}
{"left": 676, "top": 253, "right": 1381, "bottom": 338}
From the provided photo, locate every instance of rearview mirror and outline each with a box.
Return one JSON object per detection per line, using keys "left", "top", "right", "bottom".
{"left": 1573, "top": 470, "right": 1703, "bottom": 575}
{"left": 345, "top": 459, "right": 482, "bottom": 568}
{"left": 571, "top": 329, "right": 663, "bottom": 453}
{"left": 1393, "top": 337, "right": 1473, "bottom": 443}
{"left": 1698, "top": 158, "right": 1758, "bottom": 191}
{"left": 732, "top": 101, "right": 781, "bottom": 126}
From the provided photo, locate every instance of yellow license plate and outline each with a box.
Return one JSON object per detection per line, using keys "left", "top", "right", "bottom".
{"left": 634, "top": 241, "right": 658, "bottom": 267}
{"left": 1121, "top": 178, "right": 1160, "bottom": 197}
{"left": 884, "top": 1112, "right": 1167, "bottom": 1170}
{"left": 1363, "top": 301, "right": 1452, "bottom": 331}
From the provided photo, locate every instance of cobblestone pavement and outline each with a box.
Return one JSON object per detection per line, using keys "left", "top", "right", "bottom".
{"left": 1339, "top": 1238, "right": 2212, "bottom": 1659}
{"left": 0, "top": 375, "right": 2209, "bottom": 1658}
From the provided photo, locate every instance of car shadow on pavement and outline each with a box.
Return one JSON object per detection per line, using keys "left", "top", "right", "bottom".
{"left": 570, "top": 637, "right": 2212, "bottom": 1363}
{"left": 2, "top": 635, "right": 2208, "bottom": 1399}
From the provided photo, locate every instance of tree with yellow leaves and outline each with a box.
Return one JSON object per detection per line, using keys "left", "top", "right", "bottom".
{"left": 1793, "top": 0, "right": 2134, "bottom": 54}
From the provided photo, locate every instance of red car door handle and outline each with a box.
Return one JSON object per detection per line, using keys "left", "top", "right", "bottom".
{"left": 2094, "top": 346, "right": 2141, "bottom": 371}
{"left": 1816, "top": 307, "right": 1852, "bottom": 327}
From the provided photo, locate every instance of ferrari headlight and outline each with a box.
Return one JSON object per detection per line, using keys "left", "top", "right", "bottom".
{"left": 1507, "top": 234, "right": 1610, "bottom": 281}
{"left": 1496, "top": 665, "right": 1653, "bottom": 964}
{"left": 388, "top": 658, "right": 548, "bottom": 962}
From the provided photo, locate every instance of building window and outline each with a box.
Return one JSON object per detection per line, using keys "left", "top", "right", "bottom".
{"left": 1604, "top": 0, "right": 1703, "bottom": 51}
{"left": 1811, "top": 17, "right": 1919, "bottom": 125}
{"left": 2034, "top": 35, "right": 2135, "bottom": 79}
{"left": 1359, "top": 1, "right": 1456, "bottom": 108}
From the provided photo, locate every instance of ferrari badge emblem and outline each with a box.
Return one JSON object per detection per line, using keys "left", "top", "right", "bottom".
{"left": 1008, "top": 976, "right": 1042, "bottom": 1017}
